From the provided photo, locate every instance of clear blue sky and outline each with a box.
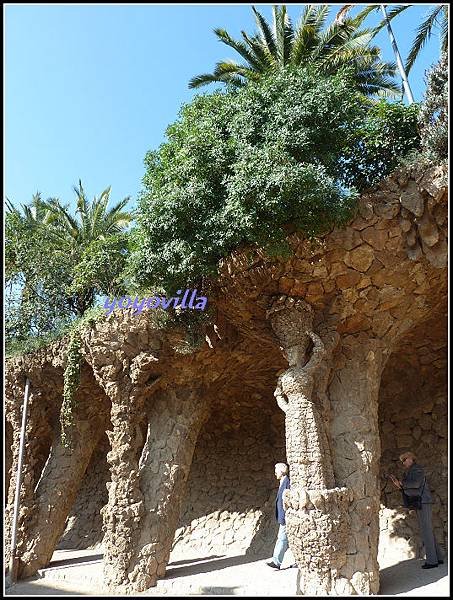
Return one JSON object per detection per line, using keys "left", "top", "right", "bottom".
{"left": 5, "top": 4, "right": 443, "bottom": 211}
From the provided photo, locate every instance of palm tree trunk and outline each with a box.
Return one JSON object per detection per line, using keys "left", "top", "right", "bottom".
{"left": 380, "top": 4, "right": 414, "bottom": 103}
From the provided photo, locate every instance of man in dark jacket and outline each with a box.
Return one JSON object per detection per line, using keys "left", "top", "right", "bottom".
{"left": 390, "top": 451, "right": 445, "bottom": 569}
{"left": 266, "top": 463, "right": 291, "bottom": 570}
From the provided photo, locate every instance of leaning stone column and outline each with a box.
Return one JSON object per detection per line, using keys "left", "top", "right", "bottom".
{"left": 268, "top": 297, "right": 353, "bottom": 595}
{"left": 327, "top": 332, "right": 388, "bottom": 595}
{"left": 100, "top": 377, "right": 147, "bottom": 592}
{"left": 124, "top": 384, "right": 210, "bottom": 592}
{"left": 101, "top": 378, "right": 209, "bottom": 594}
{"left": 4, "top": 380, "right": 47, "bottom": 569}
{"left": 17, "top": 414, "right": 105, "bottom": 578}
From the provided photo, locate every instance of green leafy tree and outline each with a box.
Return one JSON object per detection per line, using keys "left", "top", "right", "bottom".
{"left": 132, "top": 68, "right": 420, "bottom": 293}
{"left": 5, "top": 183, "right": 132, "bottom": 347}
{"left": 418, "top": 51, "right": 448, "bottom": 161}
{"left": 5, "top": 206, "right": 73, "bottom": 341}
{"left": 339, "top": 100, "right": 421, "bottom": 190}
{"left": 189, "top": 4, "right": 399, "bottom": 96}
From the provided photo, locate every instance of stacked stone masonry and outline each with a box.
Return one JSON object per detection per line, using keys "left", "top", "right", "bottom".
{"left": 4, "top": 163, "right": 447, "bottom": 595}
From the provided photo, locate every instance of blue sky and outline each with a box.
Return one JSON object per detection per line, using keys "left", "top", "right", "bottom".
{"left": 5, "top": 4, "right": 444, "bottom": 211}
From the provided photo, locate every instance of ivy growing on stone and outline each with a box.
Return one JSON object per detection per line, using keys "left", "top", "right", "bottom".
{"left": 61, "top": 330, "right": 82, "bottom": 448}
{"left": 60, "top": 306, "right": 105, "bottom": 448}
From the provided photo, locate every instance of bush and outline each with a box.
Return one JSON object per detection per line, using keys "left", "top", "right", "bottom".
{"left": 131, "top": 68, "right": 368, "bottom": 292}
{"left": 418, "top": 52, "right": 448, "bottom": 161}
{"left": 339, "top": 100, "right": 421, "bottom": 191}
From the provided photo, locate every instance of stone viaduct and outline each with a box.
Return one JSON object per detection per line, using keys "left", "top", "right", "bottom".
{"left": 5, "top": 163, "right": 447, "bottom": 594}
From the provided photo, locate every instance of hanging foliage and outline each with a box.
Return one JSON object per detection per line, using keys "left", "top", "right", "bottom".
{"left": 60, "top": 330, "right": 82, "bottom": 448}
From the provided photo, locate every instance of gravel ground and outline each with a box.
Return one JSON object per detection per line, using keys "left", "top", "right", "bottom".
{"left": 5, "top": 548, "right": 449, "bottom": 596}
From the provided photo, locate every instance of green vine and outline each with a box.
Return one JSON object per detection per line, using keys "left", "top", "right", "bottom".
{"left": 60, "top": 330, "right": 82, "bottom": 448}
{"left": 60, "top": 306, "right": 105, "bottom": 448}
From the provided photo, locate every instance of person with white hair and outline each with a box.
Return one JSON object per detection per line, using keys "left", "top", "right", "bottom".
{"left": 266, "top": 462, "right": 295, "bottom": 570}
{"left": 389, "top": 451, "right": 445, "bottom": 569}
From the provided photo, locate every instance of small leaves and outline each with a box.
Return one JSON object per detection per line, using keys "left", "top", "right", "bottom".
{"left": 339, "top": 99, "right": 420, "bottom": 190}
{"left": 132, "top": 68, "right": 369, "bottom": 293}
{"left": 418, "top": 52, "right": 448, "bottom": 162}
{"left": 61, "top": 330, "right": 82, "bottom": 449}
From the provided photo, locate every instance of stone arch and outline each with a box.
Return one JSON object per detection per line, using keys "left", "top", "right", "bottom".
{"left": 172, "top": 381, "right": 286, "bottom": 560}
{"left": 378, "top": 310, "right": 448, "bottom": 567}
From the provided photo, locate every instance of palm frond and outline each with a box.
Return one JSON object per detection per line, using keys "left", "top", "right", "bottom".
{"left": 440, "top": 7, "right": 448, "bottom": 51}
{"left": 252, "top": 6, "right": 277, "bottom": 58}
{"left": 188, "top": 73, "right": 225, "bottom": 89}
{"left": 241, "top": 31, "right": 274, "bottom": 70}
{"left": 312, "top": 19, "right": 357, "bottom": 61}
{"left": 213, "top": 60, "right": 261, "bottom": 83}
{"left": 405, "top": 5, "right": 444, "bottom": 74}
{"left": 291, "top": 6, "right": 318, "bottom": 64}
{"left": 214, "top": 28, "right": 264, "bottom": 71}
{"left": 335, "top": 5, "right": 353, "bottom": 24}
{"left": 311, "top": 4, "right": 330, "bottom": 36}
{"left": 5, "top": 198, "right": 19, "bottom": 214}
{"left": 273, "top": 5, "right": 293, "bottom": 66}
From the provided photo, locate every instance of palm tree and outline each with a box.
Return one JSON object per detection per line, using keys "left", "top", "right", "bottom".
{"left": 338, "top": 5, "right": 448, "bottom": 75}
{"left": 189, "top": 4, "right": 400, "bottom": 97}
{"left": 42, "top": 180, "right": 131, "bottom": 251}
{"left": 7, "top": 182, "right": 132, "bottom": 317}
{"left": 5, "top": 192, "right": 53, "bottom": 229}
{"left": 40, "top": 181, "right": 132, "bottom": 314}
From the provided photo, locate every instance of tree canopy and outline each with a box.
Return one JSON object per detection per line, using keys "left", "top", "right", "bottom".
{"left": 131, "top": 67, "right": 420, "bottom": 293}
{"left": 5, "top": 183, "right": 132, "bottom": 346}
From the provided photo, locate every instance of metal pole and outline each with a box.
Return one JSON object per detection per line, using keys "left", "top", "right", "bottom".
{"left": 380, "top": 4, "right": 415, "bottom": 104}
{"left": 7, "top": 377, "right": 31, "bottom": 585}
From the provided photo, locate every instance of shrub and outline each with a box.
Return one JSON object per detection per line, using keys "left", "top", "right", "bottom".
{"left": 339, "top": 100, "right": 421, "bottom": 191}
{"left": 418, "top": 52, "right": 448, "bottom": 161}
{"left": 131, "top": 68, "right": 367, "bottom": 292}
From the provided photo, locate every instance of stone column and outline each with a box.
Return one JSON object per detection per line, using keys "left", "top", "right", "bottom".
{"left": 102, "top": 380, "right": 209, "bottom": 594}
{"left": 268, "top": 297, "right": 353, "bottom": 595}
{"left": 4, "top": 383, "right": 47, "bottom": 569}
{"left": 17, "top": 415, "right": 105, "bottom": 578}
{"left": 327, "top": 332, "right": 388, "bottom": 595}
{"left": 125, "top": 385, "right": 210, "bottom": 592}
{"left": 101, "top": 378, "right": 147, "bottom": 592}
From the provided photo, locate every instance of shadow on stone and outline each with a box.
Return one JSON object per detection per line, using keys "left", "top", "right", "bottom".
{"left": 379, "top": 558, "right": 447, "bottom": 595}
{"left": 5, "top": 578, "right": 91, "bottom": 596}
{"left": 169, "top": 554, "right": 225, "bottom": 567}
{"left": 43, "top": 553, "right": 103, "bottom": 569}
{"left": 164, "top": 554, "right": 259, "bottom": 578}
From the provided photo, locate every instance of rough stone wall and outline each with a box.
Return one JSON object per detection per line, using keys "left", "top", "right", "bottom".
{"left": 173, "top": 391, "right": 285, "bottom": 558}
{"left": 58, "top": 433, "right": 110, "bottom": 550}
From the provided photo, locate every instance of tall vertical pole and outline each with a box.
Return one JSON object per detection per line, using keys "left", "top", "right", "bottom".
{"left": 8, "top": 377, "right": 31, "bottom": 585}
{"left": 380, "top": 4, "right": 415, "bottom": 104}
